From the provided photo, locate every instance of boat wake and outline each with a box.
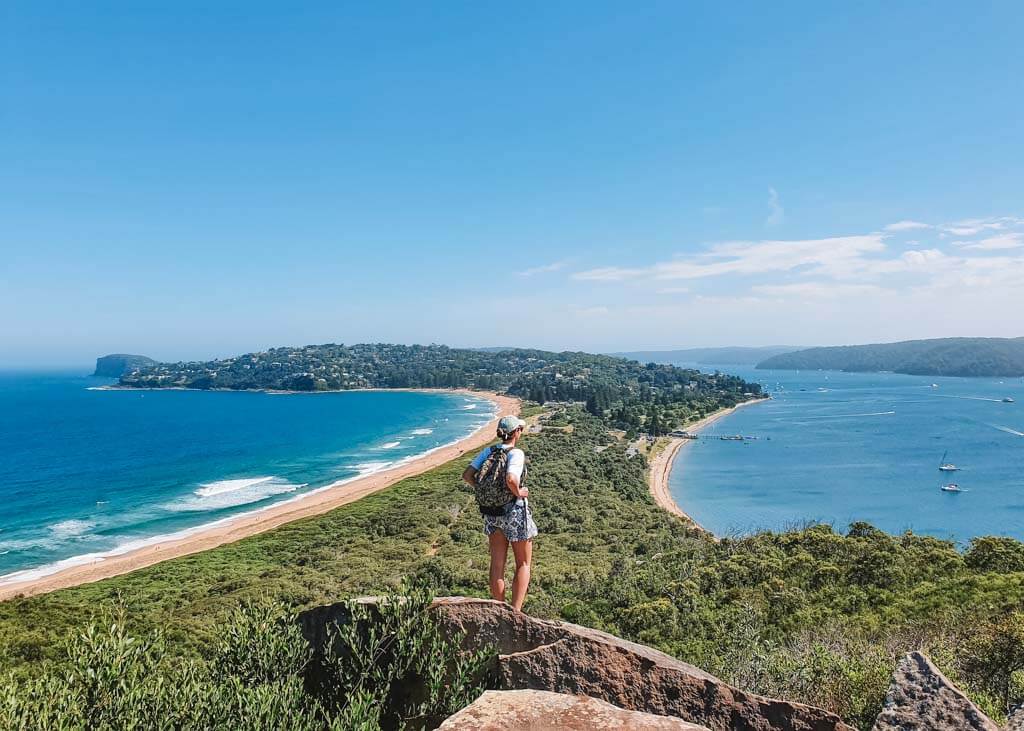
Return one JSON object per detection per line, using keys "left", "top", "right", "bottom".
{"left": 931, "top": 394, "right": 1004, "bottom": 403}
{"left": 784, "top": 410, "right": 896, "bottom": 420}
{"left": 989, "top": 424, "right": 1024, "bottom": 438}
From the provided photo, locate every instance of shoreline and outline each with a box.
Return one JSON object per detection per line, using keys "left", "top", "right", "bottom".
{"left": 648, "top": 398, "right": 769, "bottom": 535}
{"left": 0, "top": 389, "right": 519, "bottom": 601}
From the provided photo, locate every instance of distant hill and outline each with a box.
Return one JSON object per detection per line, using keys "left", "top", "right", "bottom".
{"left": 93, "top": 354, "right": 157, "bottom": 377}
{"left": 757, "top": 337, "right": 1024, "bottom": 377}
{"left": 613, "top": 346, "right": 802, "bottom": 366}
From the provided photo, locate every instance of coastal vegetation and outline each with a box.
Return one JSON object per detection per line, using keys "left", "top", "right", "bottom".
{"left": 2, "top": 408, "right": 1023, "bottom": 728}
{"left": 757, "top": 336, "right": 1024, "bottom": 377}
{"left": 117, "top": 342, "right": 760, "bottom": 435}
{"left": 1, "top": 585, "right": 490, "bottom": 730}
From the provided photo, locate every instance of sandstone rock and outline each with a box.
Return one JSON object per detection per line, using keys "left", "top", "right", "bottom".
{"left": 300, "top": 596, "right": 855, "bottom": 731}
{"left": 438, "top": 689, "right": 710, "bottom": 730}
{"left": 434, "top": 598, "right": 855, "bottom": 731}
{"left": 872, "top": 651, "right": 999, "bottom": 731}
{"left": 1007, "top": 704, "right": 1024, "bottom": 731}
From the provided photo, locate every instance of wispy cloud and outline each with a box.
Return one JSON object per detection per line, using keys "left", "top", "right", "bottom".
{"left": 884, "top": 217, "right": 1023, "bottom": 237}
{"left": 938, "top": 217, "right": 1020, "bottom": 237}
{"left": 752, "top": 282, "right": 884, "bottom": 298}
{"left": 572, "top": 266, "right": 646, "bottom": 282}
{"left": 885, "top": 220, "right": 931, "bottom": 232}
{"left": 519, "top": 260, "right": 569, "bottom": 277}
{"left": 575, "top": 235, "right": 886, "bottom": 282}
{"left": 953, "top": 233, "right": 1023, "bottom": 251}
{"left": 765, "top": 187, "right": 785, "bottom": 227}
{"left": 568, "top": 214, "right": 1024, "bottom": 309}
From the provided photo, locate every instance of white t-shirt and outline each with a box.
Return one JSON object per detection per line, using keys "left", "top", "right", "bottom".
{"left": 470, "top": 443, "right": 525, "bottom": 482}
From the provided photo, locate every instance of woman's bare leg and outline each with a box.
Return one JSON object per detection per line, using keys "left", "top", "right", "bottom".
{"left": 488, "top": 530, "right": 509, "bottom": 602}
{"left": 509, "top": 539, "right": 533, "bottom": 612}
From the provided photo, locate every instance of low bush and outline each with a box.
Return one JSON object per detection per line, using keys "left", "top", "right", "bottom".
{"left": 0, "top": 585, "right": 491, "bottom": 730}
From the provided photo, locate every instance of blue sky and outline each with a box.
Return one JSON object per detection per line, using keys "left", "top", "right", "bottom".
{"left": 2, "top": 2, "right": 1022, "bottom": 366}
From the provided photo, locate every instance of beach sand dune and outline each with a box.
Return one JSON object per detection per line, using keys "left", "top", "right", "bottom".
{"left": 0, "top": 390, "right": 519, "bottom": 601}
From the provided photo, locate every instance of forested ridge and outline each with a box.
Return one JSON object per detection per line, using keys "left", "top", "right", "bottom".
{"left": 758, "top": 336, "right": 1024, "bottom": 377}
{"left": 118, "top": 343, "right": 762, "bottom": 436}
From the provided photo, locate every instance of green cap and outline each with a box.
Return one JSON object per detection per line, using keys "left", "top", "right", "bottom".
{"left": 497, "top": 415, "right": 526, "bottom": 436}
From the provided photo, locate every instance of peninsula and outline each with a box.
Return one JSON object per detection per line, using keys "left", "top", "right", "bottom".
{"left": 114, "top": 343, "right": 763, "bottom": 436}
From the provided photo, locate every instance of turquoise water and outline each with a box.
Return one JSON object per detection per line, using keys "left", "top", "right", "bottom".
{"left": 670, "top": 366, "right": 1024, "bottom": 542}
{"left": 0, "top": 372, "right": 494, "bottom": 583}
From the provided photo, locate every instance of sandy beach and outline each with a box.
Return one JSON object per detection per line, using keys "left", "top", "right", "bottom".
{"left": 648, "top": 398, "right": 769, "bottom": 534}
{"left": 0, "top": 389, "right": 519, "bottom": 601}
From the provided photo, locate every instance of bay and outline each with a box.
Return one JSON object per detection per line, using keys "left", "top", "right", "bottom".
{"left": 670, "top": 366, "right": 1024, "bottom": 542}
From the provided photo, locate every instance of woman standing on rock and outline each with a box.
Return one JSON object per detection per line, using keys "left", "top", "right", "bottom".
{"left": 462, "top": 415, "right": 537, "bottom": 612}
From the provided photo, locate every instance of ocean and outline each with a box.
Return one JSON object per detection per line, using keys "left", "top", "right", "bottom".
{"left": 670, "top": 366, "right": 1024, "bottom": 542}
{"left": 0, "top": 371, "right": 494, "bottom": 583}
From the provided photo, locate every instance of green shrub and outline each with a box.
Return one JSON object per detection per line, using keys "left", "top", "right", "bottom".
{"left": 0, "top": 587, "right": 491, "bottom": 730}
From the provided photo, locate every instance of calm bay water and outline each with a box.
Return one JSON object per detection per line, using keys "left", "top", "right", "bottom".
{"left": 671, "top": 366, "right": 1024, "bottom": 542}
{"left": 0, "top": 372, "right": 493, "bottom": 582}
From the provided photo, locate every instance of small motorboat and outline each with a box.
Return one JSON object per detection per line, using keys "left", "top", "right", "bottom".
{"left": 940, "top": 483, "right": 965, "bottom": 493}
{"left": 1003, "top": 397, "right": 1016, "bottom": 403}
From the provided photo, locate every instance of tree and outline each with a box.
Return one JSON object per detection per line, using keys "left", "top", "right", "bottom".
{"left": 965, "top": 537, "right": 1024, "bottom": 574}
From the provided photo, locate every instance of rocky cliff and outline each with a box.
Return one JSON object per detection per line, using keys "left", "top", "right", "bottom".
{"left": 300, "top": 597, "right": 1009, "bottom": 731}
{"left": 93, "top": 353, "right": 157, "bottom": 377}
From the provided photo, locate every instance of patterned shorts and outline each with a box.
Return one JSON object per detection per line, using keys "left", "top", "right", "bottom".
{"left": 483, "top": 499, "right": 538, "bottom": 543}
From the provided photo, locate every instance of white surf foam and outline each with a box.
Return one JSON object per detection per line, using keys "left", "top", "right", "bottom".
{"left": 196, "top": 476, "right": 275, "bottom": 498}
{"left": 411, "top": 428, "right": 434, "bottom": 435}
{"left": 354, "top": 461, "right": 393, "bottom": 475}
{"left": 462, "top": 404, "right": 477, "bottom": 410}
{"left": 378, "top": 441, "right": 401, "bottom": 449}
{"left": 171, "top": 477, "right": 305, "bottom": 512}
{"left": 48, "top": 519, "right": 97, "bottom": 538}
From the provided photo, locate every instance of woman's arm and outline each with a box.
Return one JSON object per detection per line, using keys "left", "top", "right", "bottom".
{"left": 462, "top": 466, "right": 477, "bottom": 487}
{"left": 505, "top": 471, "right": 528, "bottom": 498}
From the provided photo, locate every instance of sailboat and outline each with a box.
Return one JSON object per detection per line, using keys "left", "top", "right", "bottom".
{"left": 938, "top": 450, "right": 959, "bottom": 472}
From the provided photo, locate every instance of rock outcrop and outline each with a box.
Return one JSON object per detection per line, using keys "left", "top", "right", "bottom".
{"left": 871, "top": 651, "right": 999, "bottom": 731}
{"left": 93, "top": 354, "right": 157, "bottom": 377}
{"left": 437, "top": 689, "right": 710, "bottom": 730}
{"left": 1006, "top": 704, "right": 1024, "bottom": 731}
{"left": 300, "top": 596, "right": 855, "bottom": 731}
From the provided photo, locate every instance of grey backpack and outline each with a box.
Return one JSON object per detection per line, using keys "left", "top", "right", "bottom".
{"left": 473, "top": 446, "right": 526, "bottom": 516}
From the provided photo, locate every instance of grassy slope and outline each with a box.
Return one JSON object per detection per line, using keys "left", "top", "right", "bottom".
{"left": 2, "top": 408, "right": 1023, "bottom": 727}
